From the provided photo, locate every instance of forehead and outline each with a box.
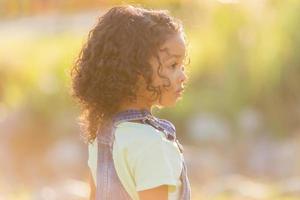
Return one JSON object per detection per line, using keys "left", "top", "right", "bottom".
{"left": 159, "top": 33, "right": 186, "bottom": 61}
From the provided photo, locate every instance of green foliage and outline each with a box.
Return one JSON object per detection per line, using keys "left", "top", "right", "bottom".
{"left": 1, "top": 0, "right": 300, "bottom": 137}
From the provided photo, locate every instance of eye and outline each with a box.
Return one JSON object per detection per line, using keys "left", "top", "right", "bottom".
{"left": 169, "top": 63, "right": 178, "bottom": 69}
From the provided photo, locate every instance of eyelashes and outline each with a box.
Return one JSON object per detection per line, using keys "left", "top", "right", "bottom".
{"left": 169, "top": 63, "right": 185, "bottom": 71}
{"left": 170, "top": 63, "right": 178, "bottom": 69}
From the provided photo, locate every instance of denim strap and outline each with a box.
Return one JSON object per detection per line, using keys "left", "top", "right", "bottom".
{"left": 96, "top": 109, "right": 191, "bottom": 200}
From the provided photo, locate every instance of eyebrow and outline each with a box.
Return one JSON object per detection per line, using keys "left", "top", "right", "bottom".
{"left": 169, "top": 54, "right": 182, "bottom": 58}
{"left": 159, "top": 47, "right": 185, "bottom": 62}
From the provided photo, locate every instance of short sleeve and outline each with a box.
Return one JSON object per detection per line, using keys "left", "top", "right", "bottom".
{"left": 87, "top": 140, "right": 97, "bottom": 184}
{"left": 132, "top": 136, "right": 181, "bottom": 191}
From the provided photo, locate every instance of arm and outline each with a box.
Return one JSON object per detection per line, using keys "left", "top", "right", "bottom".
{"left": 138, "top": 185, "right": 168, "bottom": 200}
{"left": 88, "top": 168, "right": 96, "bottom": 200}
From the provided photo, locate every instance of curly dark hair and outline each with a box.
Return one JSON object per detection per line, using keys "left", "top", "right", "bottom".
{"left": 70, "top": 5, "right": 185, "bottom": 143}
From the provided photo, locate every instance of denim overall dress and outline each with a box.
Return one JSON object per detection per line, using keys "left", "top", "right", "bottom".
{"left": 95, "top": 109, "right": 191, "bottom": 200}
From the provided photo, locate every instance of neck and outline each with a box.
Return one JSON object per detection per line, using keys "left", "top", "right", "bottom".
{"left": 118, "top": 106, "right": 153, "bottom": 114}
{"left": 118, "top": 100, "right": 153, "bottom": 115}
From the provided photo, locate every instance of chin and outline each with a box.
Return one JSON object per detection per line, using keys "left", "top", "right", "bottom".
{"left": 156, "top": 95, "right": 180, "bottom": 108}
{"left": 159, "top": 100, "right": 177, "bottom": 108}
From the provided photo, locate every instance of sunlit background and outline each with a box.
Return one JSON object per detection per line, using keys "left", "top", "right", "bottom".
{"left": 1, "top": 0, "right": 300, "bottom": 199}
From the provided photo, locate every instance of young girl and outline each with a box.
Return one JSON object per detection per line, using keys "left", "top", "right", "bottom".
{"left": 70, "top": 5, "right": 191, "bottom": 200}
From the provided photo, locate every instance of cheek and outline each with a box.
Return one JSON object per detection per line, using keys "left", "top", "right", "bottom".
{"left": 152, "top": 74, "right": 167, "bottom": 89}
{"left": 161, "top": 86, "right": 176, "bottom": 101}
{"left": 163, "top": 73, "right": 176, "bottom": 90}
{"left": 152, "top": 68, "right": 176, "bottom": 91}
{"left": 159, "top": 93, "right": 177, "bottom": 107}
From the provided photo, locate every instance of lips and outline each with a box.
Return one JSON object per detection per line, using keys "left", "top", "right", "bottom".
{"left": 176, "top": 87, "right": 184, "bottom": 92}
{"left": 175, "top": 88, "right": 184, "bottom": 95}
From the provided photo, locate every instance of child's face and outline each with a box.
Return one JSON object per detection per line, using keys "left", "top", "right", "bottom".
{"left": 148, "top": 32, "right": 187, "bottom": 107}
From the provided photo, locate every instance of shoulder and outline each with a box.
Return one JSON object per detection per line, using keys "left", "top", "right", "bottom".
{"left": 113, "top": 122, "right": 178, "bottom": 161}
{"left": 114, "top": 122, "right": 181, "bottom": 157}
{"left": 114, "top": 122, "right": 164, "bottom": 145}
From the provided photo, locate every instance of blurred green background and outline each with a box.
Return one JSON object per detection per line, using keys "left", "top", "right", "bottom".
{"left": 1, "top": 0, "right": 300, "bottom": 199}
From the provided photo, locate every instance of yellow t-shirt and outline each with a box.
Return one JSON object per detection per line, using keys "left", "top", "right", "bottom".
{"left": 88, "top": 121, "right": 183, "bottom": 200}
